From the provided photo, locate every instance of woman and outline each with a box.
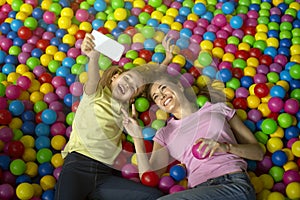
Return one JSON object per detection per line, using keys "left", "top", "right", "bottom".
{"left": 122, "top": 72, "right": 264, "bottom": 200}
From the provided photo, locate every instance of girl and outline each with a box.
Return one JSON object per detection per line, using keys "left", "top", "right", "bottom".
{"left": 122, "top": 72, "right": 264, "bottom": 200}
{"left": 54, "top": 33, "right": 164, "bottom": 200}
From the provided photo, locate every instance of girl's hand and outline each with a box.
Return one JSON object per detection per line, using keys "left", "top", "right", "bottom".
{"left": 194, "top": 138, "right": 229, "bottom": 158}
{"left": 81, "top": 33, "right": 100, "bottom": 59}
{"left": 121, "top": 104, "right": 143, "bottom": 139}
{"left": 161, "top": 35, "right": 175, "bottom": 65}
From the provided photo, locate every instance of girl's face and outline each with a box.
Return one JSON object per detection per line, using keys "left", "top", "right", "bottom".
{"left": 111, "top": 70, "right": 145, "bottom": 102}
{"left": 150, "top": 79, "right": 182, "bottom": 113}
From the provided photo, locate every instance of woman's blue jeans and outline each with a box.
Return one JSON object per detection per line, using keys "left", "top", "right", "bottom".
{"left": 157, "top": 172, "right": 256, "bottom": 200}
{"left": 54, "top": 152, "right": 163, "bottom": 200}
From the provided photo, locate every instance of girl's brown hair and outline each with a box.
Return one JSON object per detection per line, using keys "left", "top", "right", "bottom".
{"left": 98, "top": 65, "right": 124, "bottom": 88}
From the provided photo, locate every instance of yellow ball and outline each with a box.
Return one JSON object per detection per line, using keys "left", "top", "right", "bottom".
{"left": 276, "top": 80, "right": 289, "bottom": 91}
{"left": 257, "top": 189, "right": 271, "bottom": 200}
{"left": 267, "top": 137, "right": 284, "bottom": 153}
{"left": 16, "top": 11, "right": 28, "bottom": 21}
{"left": 132, "top": 32, "right": 145, "bottom": 43}
{"left": 58, "top": 16, "right": 72, "bottom": 29}
{"left": 25, "top": 161, "right": 38, "bottom": 177}
{"left": 255, "top": 32, "right": 268, "bottom": 41}
{"left": 7, "top": 72, "right": 20, "bottom": 83}
{"left": 51, "top": 135, "right": 67, "bottom": 150}
{"left": 244, "top": 66, "right": 256, "bottom": 77}
{"left": 282, "top": 148, "right": 294, "bottom": 161}
{"left": 41, "top": 0, "right": 52, "bottom": 10}
{"left": 40, "top": 175, "right": 56, "bottom": 191}
{"left": 104, "top": 20, "right": 117, "bottom": 32}
{"left": 292, "top": 141, "right": 300, "bottom": 157}
{"left": 266, "top": 38, "right": 279, "bottom": 48}
{"left": 62, "top": 34, "right": 76, "bottom": 46}
{"left": 60, "top": 7, "right": 74, "bottom": 18}
{"left": 246, "top": 57, "right": 259, "bottom": 68}
{"left": 212, "top": 47, "right": 224, "bottom": 59}
{"left": 166, "top": 8, "right": 178, "bottom": 18}
{"left": 267, "top": 192, "right": 285, "bottom": 200}
{"left": 16, "top": 183, "right": 34, "bottom": 200}
{"left": 200, "top": 40, "right": 213, "bottom": 51}
{"left": 247, "top": 95, "right": 261, "bottom": 109}
{"left": 67, "top": 24, "right": 79, "bottom": 35}
{"left": 238, "top": 42, "right": 250, "bottom": 51}
{"left": 40, "top": 83, "right": 54, "bottom": 94}
{"left": 9, "top": 117, "right": 23, "bottom": 129}
{"left": 20, "top": 135, "right": 35, "bottom": 148}
{"left": 79, "top": 71, "right": 88, "bottom": 83}
{"left": 283, "top": 161, "right": 298, "bottom": 171}
{"left": 187, "top": 13, "right": 199, "bottom": 22}
{"left": 20, "top": 3, "right": 33, "bottom": 15}
{"left": 133, "top": 57, "right": 146, "bottom": 65}
{"left": 22, "top": 147, "right": 37, "bottom": 162}
{"left": 286, "top": 182, "right": 300, "bottom": 200}
{"left": 222, "top": 53, "right": 235, "bottom": 62}
{"left": 32, "top": 183, "right": 43, "bottom": 198}
{"left": 196, "top": 75, "right": 211, "bottom": 88}
{"left": 133, "top": 0, "right": 145, "bottom": 8}
{"left": 258, "top": 102, "right": 271, "bottom": 117}
{"left": 259, "top": 174, "right": 274, "bottom": 190}
{"left": 161, "top": 15, "right": 174, "bottom": 26}
{"left": 54, "top": 51, "right": 67, "bottom": 62}
{"left": 172, "top": 54, "right": 186, "bottom": 67}
{"left": 289, "top": 2, "right": 300, "bottom": 10}
{"left": 261, "top": 94, "right": 271, "bottom": 103}
{"left": 272, "top": 0, "right": 284, "bottom": 6}
{"left": 251, "top": 176, "right": 264, "bottom": 193}
{"left": 236, "top": 109, "right": 247, "bottom": 121}
{"left": 153, "top": 31, "right": 165, "bottom": 43}
{"left": 30, "top": 91, "right": 44, "bottom": 104}
{"left": 249, "top": 84, "right": 256, "bottom": 95}
{"left": 22, "top": 72, "right": 35, "bottom": 80}
{"left": 256, "top": 24, "right": 268, "bottom": 33}
{"left": 114, "top": 8, "right": 127, "bottom": 21}
{"left": 270, "top": 127, "right": 284, "bottom": 138}
{"left": 170, "top": 21, "right": 182, "bottom": 31}
{"left": 156, "top": 109, "right": 169, "bottom": 120}
{"left": 40, "top": 54, "right": 53, "bottom": 67}
{"left": 131, "top": 153, "right": 137, "bottom": 165}
{"left": 16, "top": 64, "right": 30, "bottom": 74}
{"left": 51, "top": 153, "right": 64, "bottom": 168}
{"left": 151, "top": 11, "right": 163, "bottom": 22}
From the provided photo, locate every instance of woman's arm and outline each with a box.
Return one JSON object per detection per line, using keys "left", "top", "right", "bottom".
{"left": 228, "top": 114, "right": 264, "bottom": 161}
{"left": 81, "top": 33, "right": 101, "bottom": 95}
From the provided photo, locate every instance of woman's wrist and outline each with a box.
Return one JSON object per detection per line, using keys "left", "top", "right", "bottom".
{"left": 224, "top": 143, "right": 231, "bottom": 153}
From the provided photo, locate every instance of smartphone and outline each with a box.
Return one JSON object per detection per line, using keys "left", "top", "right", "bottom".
{"left": 91, "top": 30, "right": 125, "bottom": 61}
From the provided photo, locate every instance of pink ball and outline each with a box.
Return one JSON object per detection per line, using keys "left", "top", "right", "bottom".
{"left": 197, "top": 18, "right": 209, "bottom": 28}
{"left": 25, "top": 0, "right": 38, "bottom": 7}
{"left": 0, "top": 97, "right": 8, "bottom": 109}
{"left": 33, "top": 27, "right": 46, "bottom": 37}
{"left": 190, "top": 34, "right": 202, "bottom": 44}
{"left": 283, "top": 170, "right": 300, "bottom": 185}
{"left": 213, "top": 14, "right": 227, "bottom": 27}
{"left": 224, "top": 44, "right": 237, "bottom": 54}
{"left": 16, "top": 76, "right": 31, "bottom": 90}
{"left": 158, "top": 176, "right": 175, "bottom": 193}
{"left": 131, "top": 7, "right": 141, "bottom": 16}
{"left": 119, "top": 57, "right": 131, "bottom": 67}
{"left": 247, "top": 109, "right": 262, "bottom": 123}
{"left": 56, "top": 111, "right": 66, "bottom": 123}
{"left": 167, "top": 30, "right": 180, "bottom": 40}
{"left": 287, "top": 138, "right": 298, "bottom": 149}
{"left": 0, "top": 183, "right": 14, "bottom": 200}
{"left": 44, "top": 92, "right": 59, "bottom": 104}
{"left": 49, "top": 101, "right": 64, "bottom": 111}
{"left": 192, "top": 141, "right": 208, "bottom": 160}
{"left": 218, "top": 61, "right": 232, "bottom": 70}
{"left": 193, "top": 26, "right": 205, "bottom": 36}
{"left": 43, "top": 11, "right": 56, "bottom": 24}
{"left": 53, "top": 166, "right": 62, "bottom": 180}
{"left": 235, "top": 87, "right": 249, "bottom": 98}
{"left": 167, "top": 63, "right": 181, "bottom": 76}
{"left": 55, "top": 86, "right": 69, "bottom": 99}
{"left": 274, "top": 55, "right": 288, "bottom": 67}
{"left": 33, "top": 65, "right": 47, "bottom": 77}
{"left": 27, "top": 35, "right": 39, "bottom": 44}
{"left": 257, "top": 156, "right": 273, "bottom": 174}
{"left": 121, "top": 163, "right": 138, "bottom": 179}
{"left": 1, "top": 4, "right": 12, "bottom": 13}
{"left": 0, "top": 38, "right": 13, "bottom": 52}
{"left": 188, "top": 42, "right": 200, "bottom": 55}
{"left": 42, "top": 31, "right": 55, "bottom": 40}
{"left": 50, "top": 122, "right": 66, "bottom": 136}
{"left": 183, "top": 20, "right": 196, "bottom": 30}
{"left": 18, "top": 52, "right": 31, "bottom": 64}
{"left": 284, "top": 98, "right": 299, "bottom": 115}
{"left": 207, "top": 24, "right": 219, "bottom": 33}
{"left": 66, "top": 126, "right": 72, "bottom": 138}
{"left": 51, "top": 76, "right": 66, "bottom": 89}
{"left": 247, "top": 10, "right": 259, "bottom": 19}
{"left": 75, "top": 9, "right": 89, "bottom": 22}
{"left": 131, "top": 42, "right": 143, "bottom": 51}
{"left": 268, "top": 97, "right": 284, "bottom": 112}
{"left": 75, "top": 39, "right": 83, "bottom": 49}
{"left": 180, "top": 73, "right": 195, "bottom": 87}
{"left": 70, "top": 82, "right": 83, "bottom": 97}
{"left": 216, "top": 30, "right": 230, "bottom": 39}
{"left": 5, "top": 85, "right": 22, "bottom": 100}
{"left": 169, "top": 185, "right": 185, "bottom": 194}
{"left": 22, "top": 43, "right": 35, "bottom": 53}
{"left": 170, "top": 1, "right": 181, "bottom": 9}
{"left": 67, "top": 47, "right": 81, "bottom": 59}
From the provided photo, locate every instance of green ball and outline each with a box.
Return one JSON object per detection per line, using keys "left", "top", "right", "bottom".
{"left": 49, "top": 3, "right": 62, "bottom": 16}
{"left": 226, "top": 77, "right": 240, "bottom": 90}
{"left": 34, "top": 101, "right": 48, "bottom": 113}
{"left": 257, "top": 16, "right": 269, "bottom": 25}
{"left": 277, "top": 113, "right": 293, "bottom": 129}
{"left": 118, "top": 33, "right": 132, "bottom": 44}
{"left": 76, "top": 55, "right": 89, "bottom": 65}
{"left": 183, "top": 0, "right": 195, "bottom": 8}
{"left": 242, "top": 35, "right": 255, "bottom": 46}
{"left": 98, "top": 54, "right": 112, "bottom": 70}
{"left": 148, "top": 0, "right": 162, "bottom": 8}
{"left": 268, "top": 22, "right": 280, "bottom": 31}
{"left": 13, "top": 129, "right": 23, "bottom": 141}
{"left": 198, "top": 52, "right": 212, "bottom": 67}
{"left": 227, "top": 36, "right": 240, "bottom": 46}
{"left": 71, "top": 63, "right": 85, "bottom": 75}
{"left": 48, "top": 60, "right": 61, "bottom": 73}
{"left": 123, "top": 62, "right": 135, "bottom": 70}
{"left": 37, "top": 148, "right": 53, "bottom": 164}
{"left": 269, "top": 166, "right": 284, "bottom": 182}
{"left": 232, "top": 58, "right": 247, "bottom": 69}
{"left": 267, "top": 72, "right": 280, "bottom": 83}
{"left": 80, "top": 1, "right": 90, "bottom": 10}
{"left": 0, "top": 73, "right": 6, "bottom": 82}
{"left": 261, "top": 118, "right": 277, "bottom": 134}
{"left": 9, "top": 46, "right": 21, "bottom": 56}
{"left": 24, "top": 17, "right": 38, "bottom": 30}
{"left": 0, "top": 83, "right": 5, "bottom": 97}
{"left": 196, "top": 95, "right": 209, "bottom": 107}
{"left": 253, "top": 40, "right": 267, "bottom": 52}
{"left": 66, "top": 112, "right": 75, "bottom": 126}
{"left": 111, "top": 0, "right": 125, "bottom": 9}
{"left": 11, "top": 0, "right": 23, "bottom": 11}
{"left": 151, "top": 119, "right": 166, "bottom": 130}
{"left": 126, "top": 50, "right": 138, "bottom": 60}
{"left": 291, "top": 88, "right": 300, "bottom": 101}
{"left": 141, "top": 25, "right": 156, "bottom": 39}
{"left": 134, "top": 97, "right": 150, "bottom": 112}
{"left": 26, "top": 57, "right": 40, "bottom": 70}
{"left": 290, "top": 64, "right": 300, "bottom": 79}
{"left": 10, "top": 159, "right": 26, "bottom": 175}
{"left": 138, "top": 12, "right": 151, "bottom": 25}
{"left": 254, "top": 131, "right": 268, "bottom": 145}
{"left": 96, "top": 12, "right": 107, "bottom": 20}
{"left": 157, "top": 4, "right": 168, "bottom": 14}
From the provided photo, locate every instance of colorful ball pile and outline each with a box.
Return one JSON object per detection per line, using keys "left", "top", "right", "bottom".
{"left": 0, "top": 0, "right": 300, "bottom": 199}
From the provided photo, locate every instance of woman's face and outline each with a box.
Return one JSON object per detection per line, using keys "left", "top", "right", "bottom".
{"left": 150, "top": 79, "right": 182, "bottom": 113}
{"left": 111, "top": 70, "right": 145, "bottom": 102}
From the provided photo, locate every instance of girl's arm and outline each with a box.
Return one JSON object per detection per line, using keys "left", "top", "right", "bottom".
{"left": 228, "top": 114, "right": 264, "bottom": 161}
{"left": 81, "top": 33, "right": 101, "bottom": 95}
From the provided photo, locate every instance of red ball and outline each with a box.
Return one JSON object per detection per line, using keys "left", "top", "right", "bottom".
{"left": 268, "top": 112, "right": 279, "bottom": 121}
{"left": 213, "top": 38, "right": 227, "bottom": 49}
{"left": 39, "top": 72, "right": 53, "bottom": 84}
{"left": 235, "top": 50, "right": 250, "bottom": 60}
{"left": 18, "top": 26, "right": 33, "bottom": 40}
{"left": 7, "top": 141, "right": 25, "bottom": 158}
{"left": 139, "top": 111, "right": 152, "bottom": 126}
{"left": 0, "top": 110, "right": 12, "bottom": 124}
{"left": 249, "top": 48, "right": 262, "bottom": 58}
{"left": 122, "top": 141, "right": 134, "bottom": 154}
{"left": 259, "top": 54, "right": 273, "bottom": 66}
{"left": 124, "top": 26, "right": 137, "bottom": 37}
{"left": 71, "top": 101, "right": 80, "bottom": 112}
{"left": 142, "top": 5, "right": 155, "bottom": 14}
{"left": 141, "top": 171, "right": 160, "bottom": 187}
{"left": 75, "top": 30, "right": 86, "bottom": 40}
{"left": 70, "top": 2, "right": 80, "bottom": 12}
{"left": 231, "top": 67, "right": 244, "bottom": 79}
{"left": 139, "top": 50, "right": 152, "bottom": 63}
{"left": 144, "top": 140, "right": 153, "bottom": 153}
{"left": 254, "top": 83, "right": 269, "bottom": 98}
{"left": 36, "top": 39, "right": 50, "bottom": 51}
{"left": 233, "top": 97, "right": 248, "bottom": 110}
{"left": 188, "top": 66, "right": 201, "bottom": 78}
{"left": 35, "top": 111, "right": 43, "bottom": 123}
{"left": 97, "top": 27, "right": 109, "bottom": 35}
{"left": 243, "top": 26, "right": 256, "bottom": 36}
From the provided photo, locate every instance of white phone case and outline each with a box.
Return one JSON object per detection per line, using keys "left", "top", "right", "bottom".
{"left": 91, "top": 30, "right": 125, "bottom": 61}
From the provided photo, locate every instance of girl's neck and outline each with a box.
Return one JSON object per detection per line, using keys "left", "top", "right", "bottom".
{"left": 173, "top": 101, "right": 198, "bottom": 120}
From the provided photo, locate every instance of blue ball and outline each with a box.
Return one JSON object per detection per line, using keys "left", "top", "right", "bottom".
{"left": 193, "top": 3, "right": 206, "bottom": 15}
{"left": 124, "top": 2, "right": 132, "bottom": 10}
{"left": 264, "top": 47, "right": 277, "bottom": 58}
{"left": 158, "top": 23, "right": 170, "bottom": 33}
{"left": 278, "top": 3, "right": 288, "bottom": 13}
{"left": 202, "top": 66, "right": 217, "bottom": 79}
{"left": 41, "top": 109, "right": 57, "bottom": 125}
{"left": 280, "top": 70, "right": 292, "bottom": 82}
{"left": 56, "top": 66, "right": 71, "bottom": 77}
{"left": 247, "top": 160, "right": 257, "bottom": 171}
{"left": 128, "top": 16, "right": 138, "bottom": 26}
{"left": 289, "top": 80, "right": 300, "bottom": 91}
{"left": 147, "top": 19, "right": 159, "bottom": 27}
{"left": 88, "top": 7, "right": 97, "bottom": 15}
{"left": 111, "top": 27, "right": 123, "bottom": 38}
{"left": 244, "top": 120, "right": 256, "bottom": 133}
{"left": 180, "top": 28, "right": 192, "bottom": 38}
{"left": 62, "top": 57, "right": 76, "bottom": 68}
{"left": 271, "top": 150, "right": 288, "bottom": 167}
{"left": 8, "top": 11, "right": 17, "bottom": 18}
{"left": 176, "top": 38, "right": 189, "bottom": 49}
{"left": 118, "top": 20, "right": 129, "bottom": 30}
{"left": 216, "top": 68, "right": 232, "bottom": 82}
{"left": 63, "top": 93, "right": 73, "bottom": 107}
{"left": 16, "top": 174, "right": 32, "bottom": 184}
{"left": 144, "top": 38, "right": 157, "bottom": 51}
{"left": 47, "top": 24, "right": 58, "bottom": 33}
{"left": 202, "top": 11, "right": 214, "bottom": 22}
{"left": 222, "top": 2, "right": 235, "bottom": 14}
{"left": 21, "top": 121, "right": 36, "bottom": 135}
{"left": 9, "top": 100, "right": 25, "bottom": 116}
{"left": 0, "top": 22, "right": 11, "bottom": 35}
{"left": 203, "top": 31, "right": 216, "bottom": 42}
{"left": 35, "top": 136, "right": 51, "bottom": 150}
{"left": 38, "top": 162, "right": 54, "bottom": 176}
{"left": 151, "top": 52, "right": 165, "bottom": 63}
{"left": 249, "top": 4, "right": 260, "bottom": 11}
{"left": 0, "top": 50, "right": 6, "bottom": 64}
{"left": 92, "top": 19, "right": 104, "bottom": 30}
{"left": 66, "top": 74, "right": 76, "bottom": 86}
{"left": 142, "top": 127, "right": 156, "bottom": 140}
{"left": 94, "top": 0, "right": 107, "bottom": 12}
{"left": 175, "top": 15, "right": 186, "bottom": 24}
{"left": 56, "top": 29, "right": 67, "bottom": 38}
{"left": 42, "top": 190, "right": 55, "bottom": 200}
{"left": 31, "top": 48, "right": 43, "bottom": 58}
{"left": 269, "top": 14, "right": 281, "bottom": 23}
{"left": 13, "top": 37, "right": 25, "bottom": 47}
{"left": 230, "top": 16, "right": 243, "bottom": 29}
{"left": 270, "top": 85, "right": 286, "bottom": 98}
{"left": 2, "top": 64, "right": 16, "bottom": 75}
{"left": 170, "top": 165, "right": 187, "bottom": 181}
{"left": 58, "top": 43, "right": 70, "bottom": 52}
{"left": 284, "top": 126, "right": 299, "bottom": 140}
{"left": 35, "top": 123, "right": 50, "bottom": 137}
{"left": 0, "top": 155, "right": 11, "bottom": 170}
{"left": 50, "top": 37, "right": 61, "bottom": 46}
{"left": 7, "top": 31, "right": 18, "bottom": 40}
{"left": 21, "top": 110, "right": 35, "bottom": 121}
{"left": 5, "top": 55, "right": 18, "bottom": 65}
{"left": 179, "top": 6, "right": 191, "bottom": 16}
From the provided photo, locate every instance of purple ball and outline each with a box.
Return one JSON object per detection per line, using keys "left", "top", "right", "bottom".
{"left": 131, "top": 42, "right": 143, "bottom": 51}
{"left": 257, "top": 156, "right": 273, "bottom": 174}
{"left": 44, "top": 92, "right": 59, "bottom": 104}
{"left": 49, "top": 101, "right": 64, "bottom": 111}
{"left": 118, "top": 57, "right": 131, "bottom": 67}
{"left": 33, "top": 65, "right": 47, "bottom": 77}
{"left": 167, "top": 63, "right": 181, "bottom": 76}
{"left": 213, "top": 14, "right": 227, "bottom": 27}
{"left": 232, "top": 29, "right": 244, "bottom": 40}
{"left": 158, "top": 176, "right": 175, "bottom": 193}
{"left": 245, "top": 18, "right": 258, "bottom": 27}
{"left": 216, "top": 30, "right": 230, "bottom": 39}
{"left": 22, "top": 43, "right": 35, "bottom": 52}
{"left": 224, "top": 44, "right": 237, "bottom": 54}
{"left": 256, "top": 64, "right": 269, "bottom": 74}
{"left": 18, "top": 52, "right": 30, "bottom": 64}
{"left": 167, "top": 30, "right": 180, "bottom": 41}
{"left": 270, "top": 7, "right": 281, "bottom": 15}
{"left": 247, "top": 109, "right": 262, "bottom": 123}
{"left": 283, "top": 170, "right": 300, "bottom": 185}
{"left": 247, "top": 10, "right": 259, "bottom": 19}
{"left": 0, "top": 127, "right": 13, "bottom": 143}
{"left": 272, "top": 182, "right": 286, "bottom": 194}
{"left": 207, "top": 24, "right": 219, "bottom": 33}
{"left": 190, "top": 34, "right": 202, "bottom": 44}
{"left": 169, "top": 184, "right": 185, "bottom": 194}
{"left": 180, "top": 73, "right": 195, "bottom": 87}
{"left": 183, "top": 20, "right": 196, "bottom": 30}
{"left": 253, "top": 73, "right": 267, "bottom": 84}
{"left": 193, "top": 26, "right": 206, "bottom": 36}
{"left": 0, "top": 184, "right": 15, "bottom": 200}
{"left": 281, "top": 14, "right": 294, "bottom": 22}
{"left": 50, "top": 122, "right": 66, "bottom": 136}
{"left": 268, "top": 97, "right": 284, "bottom": 113}
{"left": 121, "top": 163, "right": 138, "bottom": 179}
{"left": 269, "top": 63, "right": 283, "bottom": 73}
{"left": 284, "top": 98, "right": 299, "bottom": 115}
{"left": 218, "top": 61, "right": 232, "bottom": 70}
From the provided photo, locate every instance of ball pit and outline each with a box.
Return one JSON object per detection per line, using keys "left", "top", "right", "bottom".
{"left": 0, "top": 0, "right": 299, "bottom": 199}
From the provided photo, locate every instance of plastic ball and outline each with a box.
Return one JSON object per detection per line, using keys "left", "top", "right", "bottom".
{"left": 283, "top": 170, "right": 300, "bottom": 185}
{"left": 269, "top": 166, "right": 284, "bottom": 182}
{"left": 291, "top": 141, "right": 300, "bottom": 157}
{"left": 198, "top": 51, "right": 212, "bottom": 67}
{"left": 277, "top": 113, "right": 293, "bottom": 129}
{"left": 135, "top": 97, "right": 150, "bottom": 112}
{"left": 36, "top": 148, "right": 53, "bottom": 164}
{"left": 286, "top": 182, "right": 300, "bottom": 200}
{"left": 284, "top": 98, "right": 299, "bottom": 115}
{"left": 169, "top": 164, "right": 186, "bottom": 182}
{"left": 0, "top": 183, "right": 15, "bottom": 200}
{"left": 272, "top": 150, "right": 288, "bottom": 167}
{"left": 16, "top": 183, "right": 34, "bottom": 200}
{"left": 40, "top": 175, "right": 56, "bottom": 190}
{"left": 10, "top": 158, "right": 26, "bottom": 175}
{"left": 158, "top": 175, "right": 175, "bottom": 193}
{"left": 141, "top": 171, "right": 159, "bottom": 187}
{"left": 169, "top": 184, "right": 185, "bottom": 194}
{"left": 289, "top": 64, "right": 300, "bottom": 79}
{"left": 192, "top": 141, "right": 209, "bottom": 159}
{"left": 121, "top": 163, "right": 138, "bottom": 179}
{"left": 268, "top": 97, "right": 284, "bottom": 113}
